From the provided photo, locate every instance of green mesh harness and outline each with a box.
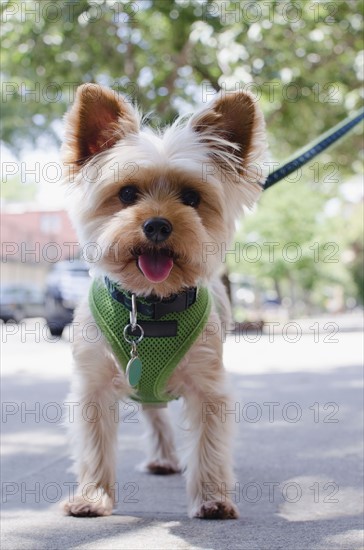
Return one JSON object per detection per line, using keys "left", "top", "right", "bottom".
{"left": 89, "top": 278, "right": 211, "bottom": 405}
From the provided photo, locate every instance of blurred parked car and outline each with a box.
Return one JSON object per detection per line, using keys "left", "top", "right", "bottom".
{"left": 0, "top": 284, "right": 45, "bottom": 323}
{"left": 44, "top": 261, "right": 90, "bottom": 336}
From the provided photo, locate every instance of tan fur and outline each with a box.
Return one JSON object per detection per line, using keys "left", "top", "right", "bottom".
{"left": 61, "top": 84, "right": 267, "bottom": 519}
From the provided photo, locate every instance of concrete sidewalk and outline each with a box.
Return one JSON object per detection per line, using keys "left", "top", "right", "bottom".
{"left": 1, "top": 321, "right": 363, "bottom": 549}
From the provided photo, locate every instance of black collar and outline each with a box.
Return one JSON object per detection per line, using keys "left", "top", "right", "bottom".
{"left": 104, "top": 277, "right": 197, "bottom": 320}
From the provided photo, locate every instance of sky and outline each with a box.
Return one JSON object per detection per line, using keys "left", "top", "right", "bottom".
{"left": 1, "top": 143, "right": 67, "bottom": 210}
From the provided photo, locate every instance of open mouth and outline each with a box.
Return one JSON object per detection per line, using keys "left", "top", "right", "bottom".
{"left": 133, "top": 248, "right": 175, "bottom": 283}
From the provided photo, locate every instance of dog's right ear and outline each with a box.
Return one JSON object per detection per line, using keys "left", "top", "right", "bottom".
{"left": 62, "top": 83, "right": 139, "bottom": 169}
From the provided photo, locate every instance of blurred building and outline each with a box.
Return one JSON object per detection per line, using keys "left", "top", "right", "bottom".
{"left": 1, "top": 208, "right": 78, "bottom": 286}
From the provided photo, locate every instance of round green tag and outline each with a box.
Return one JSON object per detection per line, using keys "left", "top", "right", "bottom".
{"left": 126, "top": 357, "right": 142, "bottom": 387}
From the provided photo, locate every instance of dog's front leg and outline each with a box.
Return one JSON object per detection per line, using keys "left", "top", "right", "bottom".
{"left": 178, "top": 335, "right": 239, "bottom": 519}
{"left": 183, "top": 388, "right": 239, "bottom": 519}
{"left": 62, "top": 382, "right": 119, "bottom": 516}
{"left": 62, "top": 308, "right": 129, "bottom": 517}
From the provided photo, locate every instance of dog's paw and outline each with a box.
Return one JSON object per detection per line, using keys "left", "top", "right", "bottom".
{"left": 145, "top": 459, "right": 181, "bottom": 475}
{"left": 61, "top": 495, "right": 113, "bottom": 517}
{"left": 193, "top": 500, "right": 239, "bottom": 520}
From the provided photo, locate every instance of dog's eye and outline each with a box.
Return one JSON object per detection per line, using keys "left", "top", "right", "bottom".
{"left": 119, "top": 185, "right": 139, "bottom": 205}
{"left": 181, "top": 189, "right": 200, "bottom": 208}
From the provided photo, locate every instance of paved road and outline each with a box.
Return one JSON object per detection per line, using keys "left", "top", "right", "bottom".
{"left": 1, "top": 317, "right": 363, "bottom": 550}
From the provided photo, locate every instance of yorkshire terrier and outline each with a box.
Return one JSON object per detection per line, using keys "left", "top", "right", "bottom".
{"left": 61, "top": 83, "right": 266, "bottom": 519}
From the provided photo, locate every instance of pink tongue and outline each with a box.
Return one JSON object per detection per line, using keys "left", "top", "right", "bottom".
{"left": 138, "top": 252, "right": 173, "bottom": 283}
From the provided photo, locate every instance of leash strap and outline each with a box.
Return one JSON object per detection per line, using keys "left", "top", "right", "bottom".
{"left": 264, "top": 107, "right": 364, "bottom": 190}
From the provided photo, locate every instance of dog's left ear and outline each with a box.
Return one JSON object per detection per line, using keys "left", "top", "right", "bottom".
{"left": 189, "top": 91, "right": 266, "bottom": 178}
{"left": 62, "top": 83, "right": 139, "bottom": 170}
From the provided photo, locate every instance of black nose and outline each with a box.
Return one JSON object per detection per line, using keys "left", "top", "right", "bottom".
{"left": 143, "top": 217, "right": 172, "bottom": 243}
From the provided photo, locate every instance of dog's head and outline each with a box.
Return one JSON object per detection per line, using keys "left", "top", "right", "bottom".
{"left": 63, "top": 84, "right": 266, "bottom": 297}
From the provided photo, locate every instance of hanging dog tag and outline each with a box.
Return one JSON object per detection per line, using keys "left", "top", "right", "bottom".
{"left": 123, "top": 295, "right": 144, "bottom": 388}
{"left": 126, "top": 354, "right": 142, "bottom": 387}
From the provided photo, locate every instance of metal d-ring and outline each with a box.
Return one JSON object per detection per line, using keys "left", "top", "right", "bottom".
{"left": 123, "top": 323, "right": 144, "bottom": 344}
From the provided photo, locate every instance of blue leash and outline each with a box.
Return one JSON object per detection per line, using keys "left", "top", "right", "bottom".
{"left": 264, "top": 107, "right": 364, "bottom": 190}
